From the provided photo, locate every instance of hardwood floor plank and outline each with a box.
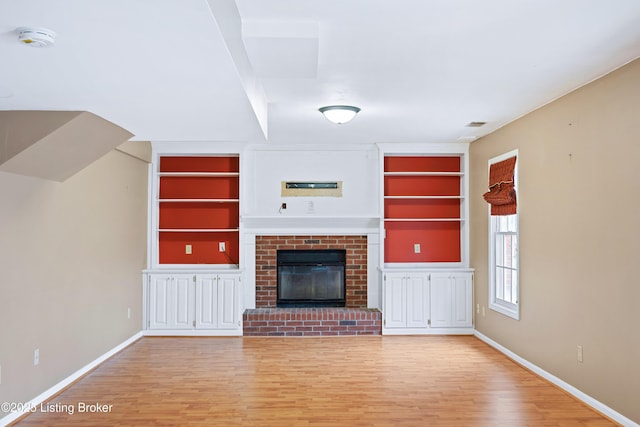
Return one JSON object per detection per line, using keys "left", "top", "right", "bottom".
{"left": 12, "top": 336, "right": 617, "bottom": 426}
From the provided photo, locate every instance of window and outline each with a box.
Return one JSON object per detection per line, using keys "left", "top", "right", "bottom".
{"left": 487, "top": 150, "right": 519, "bottom": 319}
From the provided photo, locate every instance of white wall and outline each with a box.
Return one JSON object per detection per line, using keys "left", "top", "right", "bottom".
{"left": 242, "top": 144, "right": 379, "bottom": 217}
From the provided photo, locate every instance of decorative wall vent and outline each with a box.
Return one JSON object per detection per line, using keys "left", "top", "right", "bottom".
{"left": 281, "top": 181, "right": 342, "bottom": 197}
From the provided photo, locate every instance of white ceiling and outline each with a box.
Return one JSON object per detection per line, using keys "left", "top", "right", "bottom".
{"left": 2, "top": 0, "right": 640, "bottom": 145}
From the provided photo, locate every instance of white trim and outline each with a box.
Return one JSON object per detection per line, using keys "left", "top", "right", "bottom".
{"left": 487, "top": 149, "right": 520, "bottom": 320}
{"left": 474, "top": 331, "right": 639, "bottom": 427}
{"left": 382, "top": 328, "right": 474, "bottom": 335}
{"left": 0, "top": 332, "right": 143, "bottom": 427}
{"left": 143, "top": 329, "right": 242, "bottom": 337}
{"left": 240, "top": 215, "right": 379, "bottom": 235}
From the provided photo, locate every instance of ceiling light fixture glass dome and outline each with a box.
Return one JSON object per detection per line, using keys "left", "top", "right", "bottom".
{"left": 318, "top": 105, "right": 361, "bottom": 124}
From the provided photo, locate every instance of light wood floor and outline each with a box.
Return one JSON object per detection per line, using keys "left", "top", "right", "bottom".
{"left": 13, "top": 336, "right": 616, "bottom": 426}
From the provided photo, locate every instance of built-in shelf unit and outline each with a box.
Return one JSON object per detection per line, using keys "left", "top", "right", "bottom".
{"left": 378, "top": 143, "right": 473, "bottom": 335}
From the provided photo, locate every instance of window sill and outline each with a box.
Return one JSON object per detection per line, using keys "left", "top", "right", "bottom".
{"left": 489, "top": 301, "right": 519, "bottom": 320}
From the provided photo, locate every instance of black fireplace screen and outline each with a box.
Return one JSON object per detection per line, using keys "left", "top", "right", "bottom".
{"left": 277, "top": 249, "right": 346, "bottom": 307}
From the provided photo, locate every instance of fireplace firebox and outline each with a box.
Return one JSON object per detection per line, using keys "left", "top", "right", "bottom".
{"left": 277, "top": 250, "right": 346, "bottom": 307}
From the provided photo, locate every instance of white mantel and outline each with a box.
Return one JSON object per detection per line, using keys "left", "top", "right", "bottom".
{"left": 241, "top": 215, "right": 379, "bottom": 235}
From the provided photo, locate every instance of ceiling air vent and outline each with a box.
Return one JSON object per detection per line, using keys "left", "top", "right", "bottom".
{"left": 466, "top": 121, "right": 487, "bottom": 127}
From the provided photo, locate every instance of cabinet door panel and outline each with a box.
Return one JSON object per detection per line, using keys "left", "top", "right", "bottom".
{"left": 452, "top": 274, "right": 473, "bottom": 327}
{"left": 384, "top": 275, "right": 406, "bottom": 328}
{"left": 149, "top": 275, "right": 172, "bottom": 329}
{"left": 196, "top": 276, "right": 218, "bottom": 329}
{"left": 406, "top": 275, "right": 429, "bottom": 328}
{"left": 430, "top": 273, "right": 452, "bottom": 327}
{"left": 218, "top": 275, "right": 239, "bottom": 329}
{"left": 173, "top": 276, "right": 194, "bottom": 329}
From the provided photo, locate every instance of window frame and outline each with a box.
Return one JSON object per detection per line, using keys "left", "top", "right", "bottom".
{"left": 488, "top": 149, "right": 520, "bottom": 320}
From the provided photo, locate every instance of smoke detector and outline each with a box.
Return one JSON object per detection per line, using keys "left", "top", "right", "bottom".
{"left": 16, "top": 27, "right": 56, "bottom": 47}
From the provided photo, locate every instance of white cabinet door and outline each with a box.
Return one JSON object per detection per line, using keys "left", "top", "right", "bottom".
{"left": 149, "top": 274, "right": 195, "bottom": 329}
{"left": 195, "top": 275, "right": 218, "bottom": 329}
{"left": 430, "top": 272, "right": 473, "bottom": 328}
{"left": 195, "top": 274, "right": 240, "bottom": 330}
{"left": 451, "top": 273, "right": 473, "bottom": 328}
{"left": 173, "top": 275, "right": 195, "bottom": 329}
{"left": 406, "top": 275, "right": 430, "bottom": 328}
{"left": 430, "top": 273, "right": 453, "bottom": 328}
{"left": 384, "top": 273, "right": 407, "bottom": 328}
{"left": 148, "top": 275, "right": 172, "bottom": 329}
{"left": 217, "top": 274, "right": 240, "bottom": 329}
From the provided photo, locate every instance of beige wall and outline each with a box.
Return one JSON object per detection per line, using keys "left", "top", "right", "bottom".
{"left": 0, "top": 145, "right": 149, "bottom": 412}
{"left": 470, "top": 58, "right": 640, "bottom": 423}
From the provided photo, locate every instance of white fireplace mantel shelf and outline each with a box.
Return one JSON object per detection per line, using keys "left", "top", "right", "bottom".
{"left": 241, "top": 215, "right": 380, "bottom": 235}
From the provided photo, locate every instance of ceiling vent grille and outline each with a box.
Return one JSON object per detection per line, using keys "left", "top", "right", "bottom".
{"left": 466, "top": 121, "right": 487, "bottom": 127}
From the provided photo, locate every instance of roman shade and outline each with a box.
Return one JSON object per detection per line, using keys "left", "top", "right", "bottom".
{"left": 483, "top": 156, "right": 517, "bottom": 215}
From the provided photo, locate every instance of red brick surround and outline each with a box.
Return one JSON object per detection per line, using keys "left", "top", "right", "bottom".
{"left": 255, "top": 235, "right": 368, "bottom": 308}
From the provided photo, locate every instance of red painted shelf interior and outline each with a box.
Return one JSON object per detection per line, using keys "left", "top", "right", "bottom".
{"left": 159, "top": 231, "right": 239, "bottom": 265}
{"left": 384, "top": 222, "right": 461, "bottom": 263}
{"left": 158, "top": 156, "right": 239, "bottom": 265}
{"left": 384, "top": 175, "right": 460, "bottom": 197}
{"left": 384, "top": 198, "right": 460, "bottom": 219}
{"left": 384, "top": 156, "right": 462, "bottom": 263}
{"left": 159, "top": 202, "right": 239, "bottom": 229}
{"left": 160, "top": 156, "right": 239, "bottom": 173}
{"left": 384, "top": 156, "right": 460, "bottom": 173}
{"left": 159, "top": 176, "right": 239, "bottom": 199}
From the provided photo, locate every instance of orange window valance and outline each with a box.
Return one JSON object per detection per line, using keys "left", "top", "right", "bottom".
{"left": 483, "top": 156, "right": 517, "bottom": 215}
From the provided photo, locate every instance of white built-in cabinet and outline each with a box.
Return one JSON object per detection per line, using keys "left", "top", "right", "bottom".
{"left": 143, "top": 146, "right": 244, "bottom": 336}
{"left": 378, "top": 143, "right": 474, "bottom": 335}
{"left": 384, "top": 272, "right": 430, "bottom": 329}
{"left": 148, "top": 274, "right": 194, "bottom": 330}
{"left": 382, "top": 270, "right": 473, "bottom": 334}
{"left": 146, "top": 272, "right": 242, "bottom": 335}
{"left": 430, "top": 272, "right": 473, "bottom": 329}
{"left": 195, "top": 274, "right": 241, "bottom": 330}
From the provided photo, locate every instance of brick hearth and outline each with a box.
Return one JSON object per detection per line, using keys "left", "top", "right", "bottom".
{"left": 247, "top": 235, "right": 379, "bottom": 336}
{"left": 243, "top": 308, "right": 381, "bottom": 336}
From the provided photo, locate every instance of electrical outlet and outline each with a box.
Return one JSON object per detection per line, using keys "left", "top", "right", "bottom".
{"left": 476, "top": 303, "right": 480, "bottom": 314}
{"left": 414, "top": 243, "right": 421, "bottom": 253}
{"left": 34, "top": 348, "right": 39, "bottom": 366}
{"left": 219, "top": 242, "right": 226, "bottom": 252}
{"left": 281, "top": 203, "right": 287, "bottom": 210}
{"left": 185, "top": 244, "right": 192, "bottom": 255}
{"left": 482, "top": 306, "right": 486, "bottom": 317}
{"left": 127, "top": 307, "right": 131, "bottom": 319}
{"left": 577, "top": 345, "right": 583, "bottom": 363}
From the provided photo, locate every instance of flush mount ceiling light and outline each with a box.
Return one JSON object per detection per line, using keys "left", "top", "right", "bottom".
{"left": 318, "top": 105, "right": 361, "bottom": 124}
{"left": 16, "top": 27, "right": 56, "bottom": 47}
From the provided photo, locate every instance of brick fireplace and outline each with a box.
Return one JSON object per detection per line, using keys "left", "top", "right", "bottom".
{"left": 255, "top": 235, "right": 368, "bottom": 308}
{"left": 243, "top": 235, "right": 381, "bottom": 336}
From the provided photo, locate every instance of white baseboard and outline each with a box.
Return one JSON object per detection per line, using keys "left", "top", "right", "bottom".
{"left": 474, "top": 330, "right": 638, "bottom": 427}
{"left": 382, "top": 327, "right": 474, "bottom": 335}
{"left": 143, "top": 329, "right": 242, "bottom": 337}
{"left": 0, "top": 332, "right": 143, "bottom": 427}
